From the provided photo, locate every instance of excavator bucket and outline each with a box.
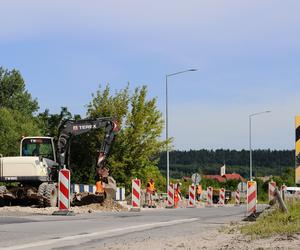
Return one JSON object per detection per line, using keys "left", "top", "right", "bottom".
{"left": 71, "top": 176, "right": 117, "bottom": 206}
{"left": 104, "top": 176, "right": 117, "bottom": 200}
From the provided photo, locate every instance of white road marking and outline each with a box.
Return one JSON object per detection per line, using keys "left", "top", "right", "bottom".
{"left": 1, "top": 218, "right": 198, "bottom": 250}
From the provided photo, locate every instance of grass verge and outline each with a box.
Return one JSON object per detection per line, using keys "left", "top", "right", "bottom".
{"left": 241, "top": 200, "right": 300, "bottom": 238}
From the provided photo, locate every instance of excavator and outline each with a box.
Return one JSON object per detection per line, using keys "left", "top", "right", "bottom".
{"left": 0, "top": 117, "right": 119, "bottom": 207}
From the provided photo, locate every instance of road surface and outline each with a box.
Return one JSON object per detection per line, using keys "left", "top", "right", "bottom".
{"left": 0, "top": 205, "right": 260, "bottom": 250}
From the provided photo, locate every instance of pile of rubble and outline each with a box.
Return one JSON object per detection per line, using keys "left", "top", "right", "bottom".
{"left": 0, "top": 199, "right": 128, "bottom": 216}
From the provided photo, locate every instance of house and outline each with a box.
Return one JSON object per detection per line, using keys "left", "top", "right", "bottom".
{"left": 203, "top": 173, "right": 245, "bottom": 182}
{"left": 223, "top": 173, "right": 245, "bottom": 182}
{"left": 203, "top": 175, "right": 226, "bottom": 182}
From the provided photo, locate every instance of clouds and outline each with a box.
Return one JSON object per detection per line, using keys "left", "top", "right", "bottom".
{"left": 1, "top": 1, "right": 300, "bottom": 149}
{"left": 1, "top": 1, "right": 299, "bottom": 43}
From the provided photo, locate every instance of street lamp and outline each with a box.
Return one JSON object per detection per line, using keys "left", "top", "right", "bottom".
{"left": 249, "top": 110, "right": 271, "bottom": 180}
{"left": 166, "top": 69, "right": 197, "bottom": 191}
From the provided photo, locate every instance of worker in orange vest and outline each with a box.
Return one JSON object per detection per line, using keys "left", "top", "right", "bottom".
{"left": 174, "top": 182, "right": 182, "bottom": 208}
{"left": 95, "top": 166, "right": 109, "bottom": 197}
{"left": 96, "top": 180, "right": 104, "bottom": 194}
{"left": 146, "top": 178, "right": 156, "bottom": 208}
{"left": 196, "top": 184, "right": 202, "bottom": 201}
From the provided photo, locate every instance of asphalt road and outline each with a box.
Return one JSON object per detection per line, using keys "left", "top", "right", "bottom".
{"left": 0, "top": 205, "right": 262, "bottom": 250}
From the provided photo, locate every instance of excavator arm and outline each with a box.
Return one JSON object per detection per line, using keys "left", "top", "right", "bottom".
{"left": 57, "top": 117, "right": 119, "bottom": 169}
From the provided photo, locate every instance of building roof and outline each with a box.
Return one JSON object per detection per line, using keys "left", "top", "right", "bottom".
{"left": 203, "top": 173, "right": 245, "bottom": 182}
{"left": 223, "top": 173, "right": 245, "bottom": 181}
{"left": 203, "top": 175, "right": 226, "bottom": 182}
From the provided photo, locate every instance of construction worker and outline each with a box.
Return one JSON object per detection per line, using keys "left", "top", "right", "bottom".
{"left": 146, "top": 178, "right": 156, "bottom": 208}
{"left": 95, "top": 179, "right": 104, "bottom": 195}
{"left": 174, "top": 182, "right": 182, "bottom": 208}
{"left": 95, "top": 166, "right": 109, "bottom": 197}
{"left": 196, "top": 184, "right": 202, "bottom": 201}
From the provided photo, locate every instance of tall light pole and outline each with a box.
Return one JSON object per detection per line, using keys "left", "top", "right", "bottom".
{"left": 166, "top": 69, "right": 197, "bottom": 190}
{"left": 249, "top": 110, "right": 271, "bottom": 180}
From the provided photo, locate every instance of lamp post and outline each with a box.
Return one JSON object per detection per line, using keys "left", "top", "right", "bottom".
{"left": 249, "top": 110, "right": 271, "bottom": 180}
{"left": 166, "top": 69, "right": 197, "bottom": 191}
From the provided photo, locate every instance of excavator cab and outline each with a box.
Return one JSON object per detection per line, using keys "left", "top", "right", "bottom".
{"left": 20, "top": 137, "right": 56, "bottom": 162}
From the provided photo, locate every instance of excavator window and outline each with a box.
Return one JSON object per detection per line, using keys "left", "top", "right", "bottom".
{"left": 21, "top": 138, "right": 55, "bottom": 161}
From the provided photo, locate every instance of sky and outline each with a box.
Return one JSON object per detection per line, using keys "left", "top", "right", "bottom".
{"left": 1, "top": 0, "right": 300, "bottom": 150}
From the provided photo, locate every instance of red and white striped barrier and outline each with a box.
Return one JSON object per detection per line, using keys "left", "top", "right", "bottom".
{"left": 58, "top": 168, "right": 70, "bottom": 210}
{"left": 268, "top": 181, "right": 276, "bottom": 202}
{"left": 167, "top": 183, "right": 174, "bottom": 208}
{"left": 247, "top": 181, "right": 257, "bottom": 215}
{"left": 206, "top": 186, "right": 213, "bottom": 206}
{"left": 188, "top": 185, "right": 196, "bottom": 207}
{"left": 235, "top": 190, "right": 240, "bottom": 205}
{"left": 53, "top": 168, "right": 73, "bottom": 216}
{"left": 130, "top": 178, "right": 141, "bottom": 211}
{"left": 219, "top": 188, "right": 225, "bottom": 206}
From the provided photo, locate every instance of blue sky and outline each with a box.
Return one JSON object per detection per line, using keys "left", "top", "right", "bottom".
{"left": 1, "top": 0, "right": 300, "bottom": 150}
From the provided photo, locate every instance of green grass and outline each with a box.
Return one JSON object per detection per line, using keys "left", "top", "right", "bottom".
{"left": 241, "top": 200, "right": 300, "bottom": 238}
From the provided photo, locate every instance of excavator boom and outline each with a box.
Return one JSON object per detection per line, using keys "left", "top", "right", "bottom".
{"left": 57, "top": 117, "right": 119, "bottom": 168}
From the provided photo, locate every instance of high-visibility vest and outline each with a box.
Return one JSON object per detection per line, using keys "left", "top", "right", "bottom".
{"left": 174, "top": 191, "right": 179, "bottom": 199}
{"left": 147, "top": 182, "right": 155, "bottom": 192}
{"left": 197, "top": 185, "right": 202, "bottom": 195}
{"left": 96, "top": 181, "right": 104, "bottom": 193}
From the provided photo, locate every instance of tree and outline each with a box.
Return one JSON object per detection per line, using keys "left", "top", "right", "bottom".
{"left": 38, "top": 107, "right": 80, "bottom": 137}
{"left": 69, "top": 85, "right": 131, "bottom": 184}
{"left": 0, "top": 67, "right": 41, "bottom": 156}
{"left": 0, "top": 67, "right": 38, "bottom": 115}
{"left": 115, "top": 86, "right": 166, "bottom": 186}
{"left": 0, "top": 108, "right": 41, "bottom": 156}
{"left": 71, "top": 84, "right": 167, "bottom": 191}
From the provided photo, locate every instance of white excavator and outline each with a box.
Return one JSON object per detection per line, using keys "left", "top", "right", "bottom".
{"left": 0, "top": 117, "right": 119, "bottom": 207}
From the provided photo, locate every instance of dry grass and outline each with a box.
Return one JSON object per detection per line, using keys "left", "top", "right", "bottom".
{"left": 241, "top": 200, "right": 300, "bottom": 239}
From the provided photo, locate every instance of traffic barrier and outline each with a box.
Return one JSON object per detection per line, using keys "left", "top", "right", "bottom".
{"left": 115, "top": 187, "right": 125, "bottom": 201}
{"left": 71, "top": 184, "right": 96, "bottom": 193}
{"left": 167, "top": 183, "right": 174, "bottom": 208}
{"left": 268, "top": 181, "right": 276, "bottom": 202}
{"left": 206, "top": 186, "right": 213, "bottom": 206}
{"left": 247, "top": 181, "right": 257, "bottom": 215}
{"left": 219, "top": 188, "right": 225, "bottom": 206}
{"left": 235, "top": 190, "right": 240, "bottom": 205}
{"left": 130, "top": 178, "right": 141, "bottom": 212}
{"left": 188, "top": 185, "right": 196, "bottom": 208}
{"left": 70, "top": 184, "right": 124, "bottom": 201}
{"left": 53, "top": 168, "right": 74, "bottom": 216}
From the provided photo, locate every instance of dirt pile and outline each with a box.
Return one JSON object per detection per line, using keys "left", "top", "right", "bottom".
{"left": 0, "top": 199, "right": 128, "bottom": 216}
{"left": 73, "top": 199, "right": 128, "bottom": 213}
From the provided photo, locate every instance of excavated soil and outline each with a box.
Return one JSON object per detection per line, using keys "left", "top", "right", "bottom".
{"left": 0, "top": 199, "right": 128, "bottom": 216}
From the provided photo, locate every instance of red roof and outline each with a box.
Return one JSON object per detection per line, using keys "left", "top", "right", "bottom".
{"left": 203, "top": 173, "right": 245, "bottom": 182}
{"left": 223, "top": 173, "right": 245, "bottom": 181}
{"left": 203, "top": 175, "right": 226, "bottom": 182}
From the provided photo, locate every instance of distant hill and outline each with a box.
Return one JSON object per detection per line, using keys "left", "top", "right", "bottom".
{"left": 158, "top": 149, "right": 295, "bottom": 179}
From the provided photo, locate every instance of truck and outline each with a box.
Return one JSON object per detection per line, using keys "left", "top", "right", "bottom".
{"left": 212, "top": 188, "right": 232, "bottom": 204}
{"left": 0, "top": 117, "right": 119, "bottom": 207}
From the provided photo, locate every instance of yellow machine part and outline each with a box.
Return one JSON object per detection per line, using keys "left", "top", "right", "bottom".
{"left": 296, "top": 116, "right": 300, "bottom": 184}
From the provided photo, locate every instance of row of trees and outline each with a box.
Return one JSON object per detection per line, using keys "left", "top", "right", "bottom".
{"left": 159, "top": 149, "right": 295, "bottom": 178}
{"left": 0, "top": 67, "right": 167, "bottom": 192}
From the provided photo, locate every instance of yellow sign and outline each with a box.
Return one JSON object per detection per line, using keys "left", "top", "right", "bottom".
{"left": 247, "top": 181, "right": 256, "bottom": 188}
{"left": 296, "top": 116, "right": 300, "bottom": 184}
